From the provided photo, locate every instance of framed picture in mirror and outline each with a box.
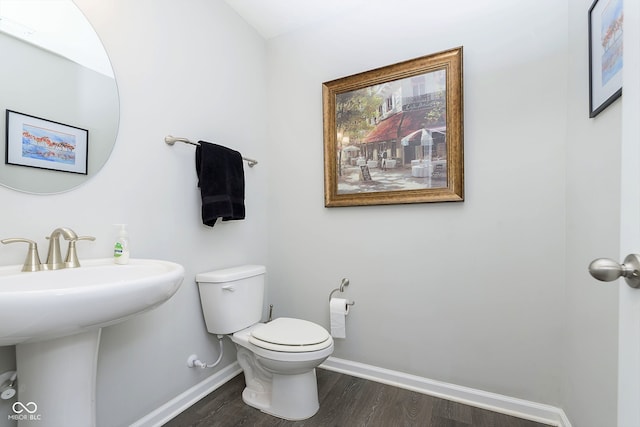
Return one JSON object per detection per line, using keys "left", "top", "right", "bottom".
{"left": 5, "top": 110, "right": 88, "bottom": 175}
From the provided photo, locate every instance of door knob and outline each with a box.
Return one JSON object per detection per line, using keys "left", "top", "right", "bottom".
{"left": 588, "top": 254, "right": 640, "bottom": 288}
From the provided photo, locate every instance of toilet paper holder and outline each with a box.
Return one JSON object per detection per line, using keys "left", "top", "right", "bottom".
{"left": 329, "top": 278, "right": 355, "bottom": 306}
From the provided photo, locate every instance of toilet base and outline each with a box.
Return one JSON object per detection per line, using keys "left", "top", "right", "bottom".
{"left": 241, "top": 368, "right": 320, "bottom": 421}
{"left": 231, "top": 324, "right": 333, "bottom": 421}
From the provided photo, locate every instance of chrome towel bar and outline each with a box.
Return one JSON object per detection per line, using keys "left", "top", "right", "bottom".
{"left": 164, "top": 135, "right": 258, "bottom": 167}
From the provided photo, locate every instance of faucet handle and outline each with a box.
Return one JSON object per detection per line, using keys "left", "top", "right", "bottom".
{"left": 65, "top": 236, "right": 96, "bottom": 268}
{"left": 1, "top": 238, "right": 42, "bottom": 272}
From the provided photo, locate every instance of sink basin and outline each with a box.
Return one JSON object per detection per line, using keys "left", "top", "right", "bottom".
{"left": 0, "top": 258, "right": 184, "bottom": 427}
{"left": 0, "top": 258, "right": 184, "bottom": 346}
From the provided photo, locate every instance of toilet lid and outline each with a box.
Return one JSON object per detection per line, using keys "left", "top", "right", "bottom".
{"left": 250, "top": 318, "right": 330, "bottom": 350}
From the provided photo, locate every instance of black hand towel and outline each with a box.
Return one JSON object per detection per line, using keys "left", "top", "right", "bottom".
{"left": 195, "top": 141, "right": 245, "bottom": 227}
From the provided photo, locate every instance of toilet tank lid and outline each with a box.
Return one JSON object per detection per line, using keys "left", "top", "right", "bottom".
{"left": 196, "top": 265, "right": 266, "bottom": 283}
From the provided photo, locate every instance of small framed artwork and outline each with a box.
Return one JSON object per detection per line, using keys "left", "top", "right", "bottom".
{"left": 588, "top": 0, "right": 623, "bottom": 118}
{"left": 322, "top": 47, "right": 463, "bottom": 207}
{"left": 5, "top": 110, "right": 88, "bottom": 174}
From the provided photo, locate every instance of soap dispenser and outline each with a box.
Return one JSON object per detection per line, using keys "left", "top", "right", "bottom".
{"left": 113, "top": 224, "right": 130, "bottom": 265}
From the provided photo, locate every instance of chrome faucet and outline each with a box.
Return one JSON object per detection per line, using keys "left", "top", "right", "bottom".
{"left": 45, "top": 228, "right": 96, "bottom": 269}
{"left": 45, "top": 227, "right": 78, "bottom": 270}
{"left": 1, "top": 227, "right": 95, "bottom": 272}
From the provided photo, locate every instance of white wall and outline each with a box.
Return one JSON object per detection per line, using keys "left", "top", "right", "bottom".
{"left": 0, "top": 0, "right": 268, "bottom": 426}
{"left": 266, "top": 0, "right": 568, "bottom": 407}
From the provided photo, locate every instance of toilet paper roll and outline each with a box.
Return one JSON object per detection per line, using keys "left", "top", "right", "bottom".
{"left": 330, "top": 297, "right": 350, "bottom": 339}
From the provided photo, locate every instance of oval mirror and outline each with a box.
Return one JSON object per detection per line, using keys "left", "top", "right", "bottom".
{"left": 0, "top": 0, "right": 119, "bottom": 194}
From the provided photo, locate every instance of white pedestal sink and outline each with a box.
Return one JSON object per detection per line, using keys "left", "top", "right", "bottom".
{"left": 0, "top": 258, "right": 185, "bottom": 427}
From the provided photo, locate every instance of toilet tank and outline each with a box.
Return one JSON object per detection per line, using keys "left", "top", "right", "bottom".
{"left": 196, "top": 265, "right": 266, "bottom": 335}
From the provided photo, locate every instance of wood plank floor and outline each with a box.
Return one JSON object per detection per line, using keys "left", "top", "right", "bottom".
{"left": 163, "top": 369, "right": 552, "bottom": 427}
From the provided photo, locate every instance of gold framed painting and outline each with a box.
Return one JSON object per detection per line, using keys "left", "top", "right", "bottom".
{"left": 322, "top": 47, "right": 464, "bottom": 207}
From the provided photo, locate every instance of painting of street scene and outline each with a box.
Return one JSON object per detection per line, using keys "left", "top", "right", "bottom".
{"left": 335, "top": 68, "right": 447, "bottom": 195}
{"left": 323, "top": 48, "right": 463, "bottom": 207}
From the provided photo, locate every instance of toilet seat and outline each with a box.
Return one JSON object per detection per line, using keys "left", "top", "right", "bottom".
{"left": 249, "top": 318, "right": 332, "bottom": 352}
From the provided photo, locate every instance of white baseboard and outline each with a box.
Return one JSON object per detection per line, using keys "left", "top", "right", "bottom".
{"left": 129, "top": 362, "right": 242, "bottom": 427}
{"left": 320, "top": 357, "right": 572, "bottom": 427}
{"left": 131, "top": 357, "right": 572, "bottom": 427}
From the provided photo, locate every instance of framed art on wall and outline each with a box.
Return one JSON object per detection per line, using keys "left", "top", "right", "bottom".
{"left": 322, "top": 47, "right": 464, "bottom": 207}
{"left": 588, "top": 0, "right": 623, "bottom": 118}
{"left": 5, "top": 110, "right": 88, "bottom": 174}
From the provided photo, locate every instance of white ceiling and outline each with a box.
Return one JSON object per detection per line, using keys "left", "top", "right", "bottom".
{"left": 223, "top": 0, "right": 369, "bottom": 39}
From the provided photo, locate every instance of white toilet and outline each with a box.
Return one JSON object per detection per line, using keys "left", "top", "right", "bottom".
{"left": 196, "top": 265, "right": 334, "bottom": 420}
